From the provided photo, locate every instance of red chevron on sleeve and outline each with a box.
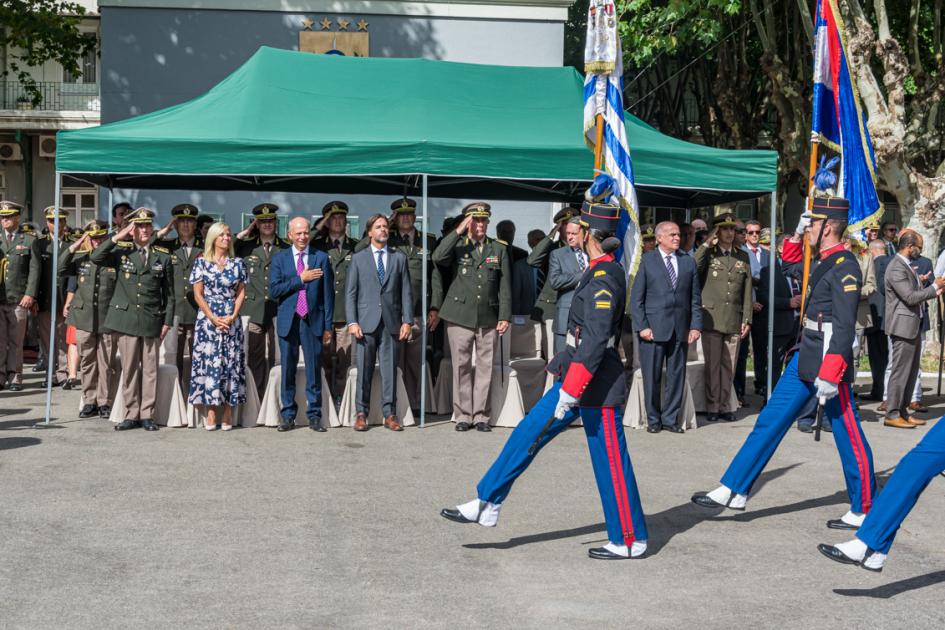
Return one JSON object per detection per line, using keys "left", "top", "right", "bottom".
{"left": 561, "top": 361, "right": 592, "bottom": 398}
{"left": 818, "top": 353, "right": 847, "bottom": 384}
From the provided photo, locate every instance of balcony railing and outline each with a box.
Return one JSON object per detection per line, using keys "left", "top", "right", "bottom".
{"left": 0, "top": 81, "right": 100, "bottom": 112}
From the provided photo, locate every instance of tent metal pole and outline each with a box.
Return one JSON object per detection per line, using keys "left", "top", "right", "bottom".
{"left": 420, "top": 173, "right": 428, "bottom": 428}
{"left": 106, "top": 187, "right": 113, "bottom": 226}
{"left": 766, "top": 190, "right": 776, "bottom": 398}
{"left": 41, "top": 171, "right": 63, "bottom": 427}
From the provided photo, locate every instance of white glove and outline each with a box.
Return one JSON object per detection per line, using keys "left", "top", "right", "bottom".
{"left": 554, "top": 389, "right": 579, "bottom": 419}
{"left": 795, "top": 212, "right": 811, "bottom": 235}
{"left": 814, "top": 377, "right": 839, "bottom": 401}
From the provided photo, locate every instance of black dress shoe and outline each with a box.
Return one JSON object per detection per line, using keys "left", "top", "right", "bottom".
{"left": 826, "top": 518, "right": 859, "bottom": 530}
{"left": 277, "top": 421, "right": 293, "bottom": 432}
{"left": 309, "top": 419, "right": 327, "bottom": 432}
{"left": 62, "top": 378, "right": 80, "bottom": 390}
{"left": 817, "top": 543, "right": 861, "bottom": 566}
{"left": 114, "top": 419, "right": 138, "bottom": 431}
{"left": 720, "top": 412, "right": 735, "bottom": 422}
{"left": 455, "top": 421, "right": 471, "bottom": 432}
{"left": 646, "top": 425, "right": 662, "bottom": 433}
{"left": 142, "top": 419, "right": 159, "bottom": 431}
{"left": 98, "top": 405, "right": 111, "bottom": 418}
{"left": 8, "top": 381, "right": 22, "bottom": 392}
{"left": 664, "top": 425, "right": 684, "bottom": 434}
{"left": 706, "top": 413, "right": 719, "bottom": 422}
{"left": 588, "top": 547, "right": 640, "bottom": 560}
{"left": 32, "top": 362, "right": 46, "bottom": 373}
{"left": 475, "top": 422, "right": 491, "bottom": 432}
{"left": 690, "top": 492, "right": 745, "bottom": 511}
{"left": 40, "top": 379, "right": 62, "bottom": 388}
{"left": 797, "top": 422, "right": 813, "bottom": 433}
{"left": 79, "top": 404, "right": 99, "bottom": 419}
{"left": 440, "top": 508, "right": 477, "bottom": 524}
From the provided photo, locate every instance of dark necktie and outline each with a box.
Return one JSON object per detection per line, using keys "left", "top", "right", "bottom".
{"left": 377, "top": 250, "right": 385, "bottom": 283}
{"left": 263, "top": 242, "right": 271, "bottom": 255}
{"left": 575, "top": 247, "right": 586, "bottom": 272}
{"left": 139, "top": 247, "right": 148, "bottom": 266}
{"left": 666, "top": 254, "right": 677, "bottom": 289}
{"left": 333, "top": 239, "right": 341, "bottom": 250}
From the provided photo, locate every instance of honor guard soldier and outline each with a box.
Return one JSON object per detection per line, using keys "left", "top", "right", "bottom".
{"left": 387, "top": 197, "right": 438, "bottom": 412}
{"left": 154, "top": 203, "right": 204, "bottom": 385}
{"left": 0, "top": 200, "right": 39, "bottom": 391}
{"left": 312, "top": 200, "right": 359, "bottom": 402}
{"left": 527, "top": 205, "right": 578, "bottom": 359}
{"left": 91, "top": 208, "right": 175, "bottom": 431}
{"left": 60, "top": 220, "right": 118, "bottom": 418}
{"left": 235, "top": 203, "right": 290, "bottom": 397}
{"left": 694, "top": 213, "right": 753, "bottom": 421}
{"left": 32, "top": 206, "right": 72, "bottom": 387}
{"left": 441, "top": 201, "right": 649, "bottom": 560}
{"left": 430, "top": 202, "right": 511, "bottom": 431}
{"left": 692, "top": 182, "right": 877, "bottom": 532}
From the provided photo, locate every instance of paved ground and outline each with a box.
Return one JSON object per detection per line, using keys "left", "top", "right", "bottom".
{"left": 3, "top": 372, "right": 945, "bottom": 629}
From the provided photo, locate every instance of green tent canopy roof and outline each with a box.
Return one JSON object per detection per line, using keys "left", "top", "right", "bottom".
{"left": 56, "top": 46, "right": 777, "bottom": 206}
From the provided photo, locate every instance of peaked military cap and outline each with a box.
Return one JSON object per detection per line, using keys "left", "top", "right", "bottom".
{"left": 391, "top": 197, "right": 417, "bottom": 214}
{"left": 0, "top": 200, "right": 23, "bottom": 216}
{"left": 863, "top": 216, "right": 881, "bottom": 230}
{"left": 171, "top": 203, "right": 199, "bottom": 219}
{"left": 43, "top": 206, "right": 68, "bottom": 220}
{"left": 462, "top": 202, "right": 491, "bottom": 218}
{"left": 712, "top": 213, "right": 738, "bottom": 228}
{"left": 553, "top": 204, "right": 581, "bottom": 225}
{"left": 641, "top": 225, "right": 656, "bottom": 240}
{"left": 252, "top": 203, "right": 279, "bottom": 220}
{"left": 759, "top": 227, "right": 772, "bottom": 245}
{"left": 579, "top": 201, "right": 620, "bottom": 233}
{"left": 20, "top": 221, "right": 36, "bottom": 234}
{"left": 810, "top": 196, "right": 849, "bottom": 221}
{"left": 84, "top": 219, "right": 109, "bottom": 238}
{"left": 128, "top": 207, "right": 156, "bottom": 224}
{"left": 322, "top": 201, "right": 349, "bottom": 217}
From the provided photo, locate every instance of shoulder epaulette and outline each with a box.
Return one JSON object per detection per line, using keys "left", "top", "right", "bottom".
{"left": 116, "top": 241, "right": 134, "bottom": 248}
{"left": 152, "top": 245, "right": 170, "bottom": 254}
{"left": 496, "top": 239, "right": 509, "bottom": 246}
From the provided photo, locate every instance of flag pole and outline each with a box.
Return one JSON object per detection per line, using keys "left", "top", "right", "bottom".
{"left": 798, "top": 137, "right": 820, "bottom": 325}
{"left": 594, "top": 113, "right": 604, "bottom": 172}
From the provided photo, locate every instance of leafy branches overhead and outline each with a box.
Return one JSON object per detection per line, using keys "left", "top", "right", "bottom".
{"left": 0, "top": 0, "right": 97, "bottom": 104}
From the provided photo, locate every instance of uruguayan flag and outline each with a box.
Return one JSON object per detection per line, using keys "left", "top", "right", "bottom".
{"left": 583, "top": 0, "right": 640, "bottom": 276}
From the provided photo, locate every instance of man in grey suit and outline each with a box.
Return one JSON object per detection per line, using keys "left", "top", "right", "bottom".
{"left": 631, "top": 221, "right": 702, "bottom": 433}
{"left": 548, "top": 218, "right": 588, "bottom": 354}
{"left": 883, "top": 230, "right": 944, "bottom": 429}
{"left": 346, "top": 214, "right": 413, "bottom": 432}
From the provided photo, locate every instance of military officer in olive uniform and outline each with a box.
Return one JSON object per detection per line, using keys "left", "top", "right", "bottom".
{"left": 60, "top": 220, "right": 118, "bottom": 418}
{"left": 91, "top": 208, "right": 174, "bottom": 431}
{"left": 385, "top": 197, "right": 438, "bottom": 412}
{"left": 312, "top": 200, "right": 359, "bottom": 401}
{"left": 694, "top": 213, "right": 753, "bottom": 422}
{"left": 431, "top": 202, "right": 512, "bottom": 431}
{"left": 31, "top": 206, "right": 72, "bottom": 387}
{"left": 235, "top": 203, "right": 290, "bottom": 397}
{"left": 153, "top": 203, "right": 204, "bottom": 385}
{"left": 0, "top": 200, "right": 39, "bottom": 391}
{"left": 527, "top": 206, "right": 577, "bottom": 360}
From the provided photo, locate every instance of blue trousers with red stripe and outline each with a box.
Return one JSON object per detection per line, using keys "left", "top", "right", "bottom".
{"left": 476, "top": 381, "right": 648, "bottom": 546}
{"left": 856, "top": 417, "right": 945, "bottom": 553}
{"left": 719, "top": 355, "right": 876, "bottom": 513}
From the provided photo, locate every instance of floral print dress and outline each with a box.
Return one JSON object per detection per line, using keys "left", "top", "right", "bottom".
{"left": 188, "top": 256, "right": 247, "bottom": 406}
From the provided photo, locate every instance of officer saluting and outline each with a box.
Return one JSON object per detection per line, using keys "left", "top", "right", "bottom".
{"left": 441, "top": 201, "right": 649, "bottom": 560}
{"left": 0, "top": 200, "right": 39, "bottom": 391}
{"left": 91, "top": 208, "right": 174, "bottom": 432}
{"left": 692, "top": 175, "right": 877, "bottom": 532}
{"left": 32, "top": 206, "right": 72, "bottom": 387}
{"left": 60, "top": 220, "right": 118, "bottom": 418}
{"left": 527, "top": 206, "right": 578, "bottom": 359}
{"left": 235, "top": 203, "right": 289, "bottom": 398}
{"left": 154, "top": 203, "right": 203, "bottom": 386}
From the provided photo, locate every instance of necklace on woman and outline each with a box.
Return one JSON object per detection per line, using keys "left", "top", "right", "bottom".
{"left": 214, "top": 253, "right": 227, "bottom": 271}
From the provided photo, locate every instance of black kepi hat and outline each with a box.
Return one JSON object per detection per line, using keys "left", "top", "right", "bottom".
{"left": 810, "top": 196, "right": 849, "bottom": 221}
{"left": 579, "top": 201, "right": 620, "bottom": 233}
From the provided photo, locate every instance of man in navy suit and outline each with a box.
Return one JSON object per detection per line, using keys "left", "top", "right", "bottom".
{"left": 270, "top": 216, "right": 334, "bottom": 432}
{"left": 630, "top": 221, "right": 702, "bottom": 433}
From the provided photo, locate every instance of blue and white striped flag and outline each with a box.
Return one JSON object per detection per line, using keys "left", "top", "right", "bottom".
{"left": 583, "top": 0, "right": 640, "bottom": 276}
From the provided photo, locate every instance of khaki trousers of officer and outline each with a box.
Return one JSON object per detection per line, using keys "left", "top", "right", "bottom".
{"left": 399, "top": 317, "right": 423, "bottom": 410}
{"left": 116, "top": 334, "right": 160, "bottom": 421}
{"left": 0, "top": 304, "right": 30, "bottom": 380}
{"left": 175, "top": 323, "right": 195, "bottom": 386}
{"left": 447, "top": 322, "right": 497, "bottom": 424}
{"left": 323, "top": 323, "right": 352, "bottom": 401}
{"left": 38, "top": 311, "right": 68, "bottom": 382}
{"left": 247, "top": 319, "right": 276, "bottom": 398}
{"left": 76, "top": 330, "right": 117, "bottom": 407}
{"left": 702, "top": 330, "right": 739, "bottom": 413}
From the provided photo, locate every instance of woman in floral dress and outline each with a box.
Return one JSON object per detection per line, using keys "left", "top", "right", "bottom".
{"left": 188, "top": 222, "right": 247, "bottom": 430}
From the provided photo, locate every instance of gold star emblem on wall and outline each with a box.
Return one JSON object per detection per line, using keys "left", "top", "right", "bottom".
{"left": 356, "top": 19, "right": 369, "bottom": 31}
{"left": 337, "top": 18, "right": 350, "bottom": 31}
{"left": 301, "top": 17, "right": 314, "bottom": 30}
{"left": 319, "top": 17, "right": 332, "bottom": 30}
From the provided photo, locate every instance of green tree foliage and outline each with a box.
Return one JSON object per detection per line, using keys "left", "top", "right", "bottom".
{"left": 0, "top": 0, "right": 97, "bottom": 105}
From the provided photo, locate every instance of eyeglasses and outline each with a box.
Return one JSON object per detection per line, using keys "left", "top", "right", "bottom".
{"left": 746, "top": 230, "right": 761, "bottom": 235}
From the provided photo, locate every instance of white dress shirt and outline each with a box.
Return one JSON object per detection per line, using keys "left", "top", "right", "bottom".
{"left": 658, "top": 245, "right": 678, "bottom": 280}
{"left": 372, "top": 245, "right": 388, "bottom": 275}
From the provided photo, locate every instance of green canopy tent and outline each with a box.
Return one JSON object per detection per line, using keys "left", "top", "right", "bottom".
{"left": 44, "top": 46, "right": 779, "bottom": 426}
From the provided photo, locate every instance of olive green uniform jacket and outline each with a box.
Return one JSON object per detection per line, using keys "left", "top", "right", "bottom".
{"left": 431, "top": 231, "right": 511, "bottom": 328}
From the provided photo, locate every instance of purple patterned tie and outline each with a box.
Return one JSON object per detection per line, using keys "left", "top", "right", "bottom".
{"left": 295, "top": 251, "right": 308, "bottom": 318}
